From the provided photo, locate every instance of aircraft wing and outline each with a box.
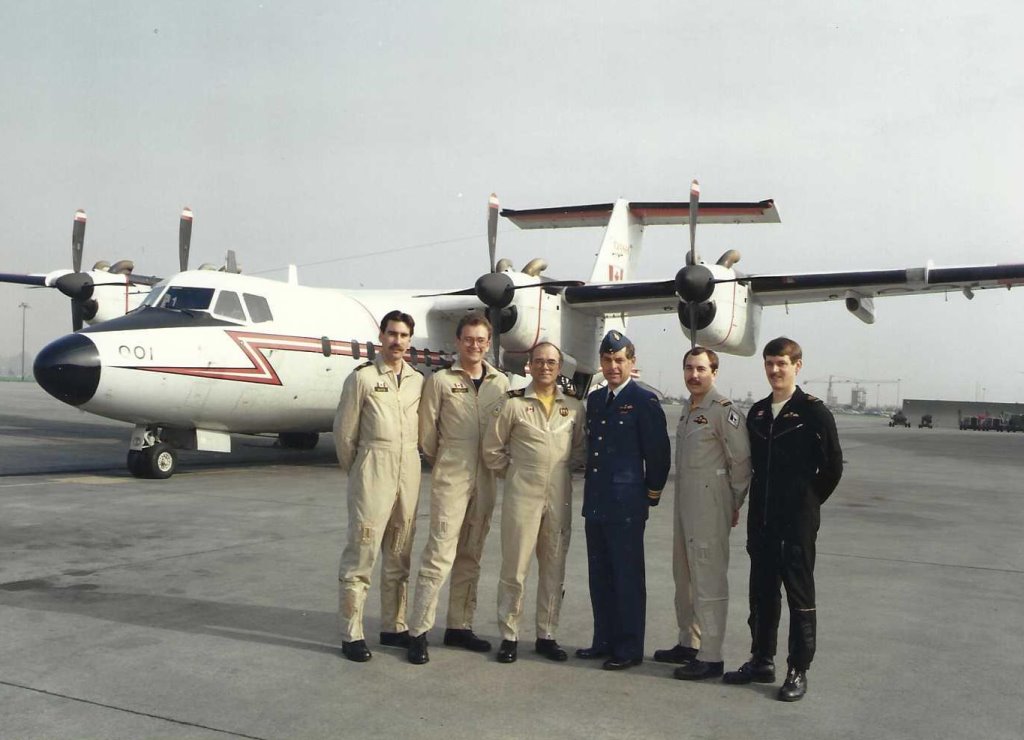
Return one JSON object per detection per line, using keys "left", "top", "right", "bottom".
{"left": 747, "top": 263, "right": 1024, "bottom": 306}
{"left": 561, "top": 262, "right": 1024, "bottom": 316}
{"left": 502, "top": 200, "right": 779, "bottom": 229}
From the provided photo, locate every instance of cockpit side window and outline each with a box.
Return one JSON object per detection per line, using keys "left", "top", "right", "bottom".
{"left": 213, "top": 290, "right": 247, "bottom": 321}
{"left": 159, "top": 287, "right": 215, "bottom": 311}
{"left": 244, "top": 293, "right": 273, "bottom": 323}
{"left": 141, "top": 286, "right": 167, "bottom": 308}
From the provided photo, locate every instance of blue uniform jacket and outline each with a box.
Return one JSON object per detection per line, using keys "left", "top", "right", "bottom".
{"left": 583, "top": 381, "right": 671, "bottom": 522}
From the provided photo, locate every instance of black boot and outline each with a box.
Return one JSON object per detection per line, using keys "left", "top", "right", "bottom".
{"left": 653, "top": 644, "right": 698, "bottom": 664}
{"left": 535, "top": 638, "right": 568, "bottom": 662}
{"left": 407, "top": 633, "right": 429, "bottom": 665}
{"left": 673, "top": 659, "right": 724, "bottom": 680}
{"left": 723, "top": 656, "right": 776, "bottom": 684}
{"left": 341, "top": 640, "right": 372, "bottom": 663}
{"left": 496, "top": 640, "right": 518, "bottom": 663}
{"left": 777, "top": 667, "right": 807, "bottom": 701}
{"left": 443, "top": 628, "right": 491, "bottom": 653}
{"left": 379, "top": 630, "right": 410, "bottom": 648}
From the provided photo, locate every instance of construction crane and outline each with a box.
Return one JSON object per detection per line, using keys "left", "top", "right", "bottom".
{"left": 803, "top": 375, "right": 901, "bottom": 410}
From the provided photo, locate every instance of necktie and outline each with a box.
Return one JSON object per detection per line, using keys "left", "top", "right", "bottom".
{"left": 605, "top": 391, "right": 614, "bottom": 407}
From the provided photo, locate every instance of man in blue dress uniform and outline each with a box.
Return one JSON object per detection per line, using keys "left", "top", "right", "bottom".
{"left": 576, "top": 330, "right": 671, "bottom": 670}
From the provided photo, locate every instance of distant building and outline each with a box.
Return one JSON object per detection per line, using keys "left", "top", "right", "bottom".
{"left": 901, "top": 399, "right": 1024, "bottom": 429}
{"left": 851, "top": 386, "right": 867, "bottom": 411}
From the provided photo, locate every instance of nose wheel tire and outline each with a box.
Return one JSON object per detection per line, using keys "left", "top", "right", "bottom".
{"left": 127, "top": 442, "right": 178, "bottom": 479}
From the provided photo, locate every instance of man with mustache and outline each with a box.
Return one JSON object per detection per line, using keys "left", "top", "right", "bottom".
{"left": 334, "top": 310, "right": 423, "bottom": 663}
{"left": 655, "top": 346, "right": 751, "bottom": 681}
{"left": 724, "top": 337, "right": 842, "bottom": 701}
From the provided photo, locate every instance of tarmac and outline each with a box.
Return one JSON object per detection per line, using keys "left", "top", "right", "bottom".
{"left": 0, "top": 381, "right": 1022, "bottom": 740}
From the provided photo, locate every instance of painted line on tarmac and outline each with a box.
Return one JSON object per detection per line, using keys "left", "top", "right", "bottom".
{"left": 0, "top": 679, "right": 270, "bottom": 740}
{"left": 823, "top": 550, "right": 1024, "bottom": 575}
{"left": 0, "top": 480, "right": 52, "bottom": 489}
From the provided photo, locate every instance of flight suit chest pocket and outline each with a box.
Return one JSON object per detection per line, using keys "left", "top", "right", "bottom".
{"left": 686, "top": 426, "right": 716, "bottom": 468}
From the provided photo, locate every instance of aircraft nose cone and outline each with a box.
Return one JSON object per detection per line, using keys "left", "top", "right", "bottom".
{"left": 33, "top": 333, "right": 100, "bottom": 406}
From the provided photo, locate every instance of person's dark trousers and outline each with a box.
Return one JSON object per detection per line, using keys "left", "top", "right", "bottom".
{"left": 746, "top": 533, "right": 817, "bottom": 670}
{"left": 585, "top": 518, "right": 647, "bottom": 661}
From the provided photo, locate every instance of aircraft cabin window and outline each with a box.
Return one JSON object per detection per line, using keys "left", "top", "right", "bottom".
{"left": 159, "top": 287, "right": 214, "bottom": 311}
{"left": 244, "top": 293, "right": 273, "bottom": 323}
{"left": 213, "top": 290, "right": 247, "bottom": 321}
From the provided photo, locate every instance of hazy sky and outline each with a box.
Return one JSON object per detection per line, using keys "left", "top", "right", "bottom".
{"left": 2, "top": 1, "right": 1022, "bottom": 403}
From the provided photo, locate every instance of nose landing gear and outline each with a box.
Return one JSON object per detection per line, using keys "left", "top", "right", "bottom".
{"left": 128, "top": 427, "right": 179, "bottom": 479}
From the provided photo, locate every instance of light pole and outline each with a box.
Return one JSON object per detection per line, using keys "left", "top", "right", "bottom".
{"left": 18, "top": 302, "right": 29, "bottom": 381}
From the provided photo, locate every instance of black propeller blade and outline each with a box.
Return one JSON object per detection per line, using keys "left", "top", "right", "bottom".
{"left": 69, "top": 210, "right": 89, "bottom": 330}
{"left": 72, "top": 209, "right": 86, "bottom": 273}
{"left": 179, "top": 207, "right": 193, "bottom": 272}
{"left": 687, "top": 181, "right": 699, "bottom": 349}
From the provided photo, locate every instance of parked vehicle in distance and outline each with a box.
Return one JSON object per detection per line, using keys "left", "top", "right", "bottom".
{"left": 959, "top": 416, "right": 980, "bottom": 431}
{"left": 980, "top": 417, "right": 1005, "bottom": 432}
{"left": 1008, "top": 414, "right": 1024, "bottom": 433}
{"left": 889, "top": 410, "right": 911, "bottom": 428}
{"left": 919, "top": 414, "right": 933, "bottom": 428}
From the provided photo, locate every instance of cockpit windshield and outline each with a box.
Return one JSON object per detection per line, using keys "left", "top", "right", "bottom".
{"left": 140, "top": 285, "right": 167, "bottom": 307}
{"left": 155, "top": 286, "right": 215, "bottom": 311}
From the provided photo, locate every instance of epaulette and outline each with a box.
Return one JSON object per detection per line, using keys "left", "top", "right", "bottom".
{"left": 714, "top": 398, "right": 733, "bottom": 406}
{"left": 806, "top": 394, "right": 822, "bottom": 403}
{"left": 409, "top": 365, "right": 425, "bottom": 375}
{"left": 354, "top": 361, "right": 374, "bottom": 371}
{"left": 506, "top": 389, "right": 526, "bottom": 398}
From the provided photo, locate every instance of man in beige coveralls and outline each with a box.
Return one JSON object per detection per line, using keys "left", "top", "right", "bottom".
{"left": 482, "top": 342, "right": 586, "bottom": 664}
{"left": 406, "top": 315, "right": 509, "bottom": 665}
{"left": 334, "top": 310, "right": 424, "bottom": 663}
{"left": 654, "top": 346, "right": 751, "bottom": 680}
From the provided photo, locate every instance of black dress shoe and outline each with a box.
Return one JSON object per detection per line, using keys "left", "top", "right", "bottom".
{"left": 673, "top": 659, "right": 724, "bottom": 680}
{"left": 379, "top": 630, "right": 410, "bottom": 648}
{"left": 496, "top": 640, "right": 518, "bottom": 663}
{"left": 653, "top": 644, "right": 699, "bottom": 665}
{"left": 341, "top": 640, "right": 372, "bottom": 662}
{"left": 602, "top": 656, "right": 642, "bottom": 671}
{"left": 407, "top": 633, "right": 429, "bottom": 665}
{"left": 575, "top": 646, "right": 610, "bottom": 660}
{"left": 535, "top": 638, "right": 568, "bottom": 662}
{"left": 723, "top": 657, "right": 776, "bottom": 684}
{"left": 777, "top": 667, "right": 807, "bottom": 701}
{"left": 443, "top": 628, "right": 492, "bottom": 653}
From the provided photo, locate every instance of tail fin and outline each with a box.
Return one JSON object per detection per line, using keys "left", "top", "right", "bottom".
{"left": 589, "top": 199, "right": 644, "bottom": 284}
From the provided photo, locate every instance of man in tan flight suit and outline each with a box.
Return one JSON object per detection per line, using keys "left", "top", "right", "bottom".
{"left": 334, "top": 310, "right": 424, "bottom": 663}
{"left": 406, "top": 315, "right": 509, "bottom": 665}
{"left": 483, "top": 342, "right": 586, "bottom": 664}
{"left": 654, "top": 346, "right": 751, "bottom": 680}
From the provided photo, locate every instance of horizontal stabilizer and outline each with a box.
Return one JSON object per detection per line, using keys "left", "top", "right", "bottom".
{"left": 502, "top": 200, "right": 779, "bottom": 229}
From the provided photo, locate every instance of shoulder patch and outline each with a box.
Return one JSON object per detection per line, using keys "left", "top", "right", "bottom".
{"left": 354, "top": 361, "right": 374, "bottom": 371}
{"left": 727, "top": 408, "right": 741, "bottom": 428}
{"left": 507, "top": 389, "right": 526, "bottom": 398}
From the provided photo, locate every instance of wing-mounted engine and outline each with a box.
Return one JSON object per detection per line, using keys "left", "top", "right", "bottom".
{"left": 678, "top": 263, "right": 760, "bottom": 356}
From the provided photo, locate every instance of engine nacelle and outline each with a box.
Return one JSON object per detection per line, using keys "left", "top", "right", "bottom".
{"left": 498, "top": 272, "right": 565, "bottom": 374}
{"left": 844, "top": 291, "right": 875, "bottom": 325}
{"left": 679, "top": 266, "right": 760, "bottom": 355}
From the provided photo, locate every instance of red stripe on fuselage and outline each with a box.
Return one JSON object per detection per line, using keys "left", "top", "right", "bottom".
{"left": 130, "top": 330, "right": 448, "bottom": 385}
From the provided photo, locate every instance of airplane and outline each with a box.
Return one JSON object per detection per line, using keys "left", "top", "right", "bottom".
{"left": 5, "top": 182, "right": 1024, "bottom": 480}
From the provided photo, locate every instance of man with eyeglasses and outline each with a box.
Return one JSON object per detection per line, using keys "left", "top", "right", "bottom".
{"left": 577, "top": 330, "right": 671, "bottom": 670}
{"left": 406, "top": 315, "right": 509, "bottom": 665}
{"left": 482, "top": 342, "right": 585, "bottom": 664}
